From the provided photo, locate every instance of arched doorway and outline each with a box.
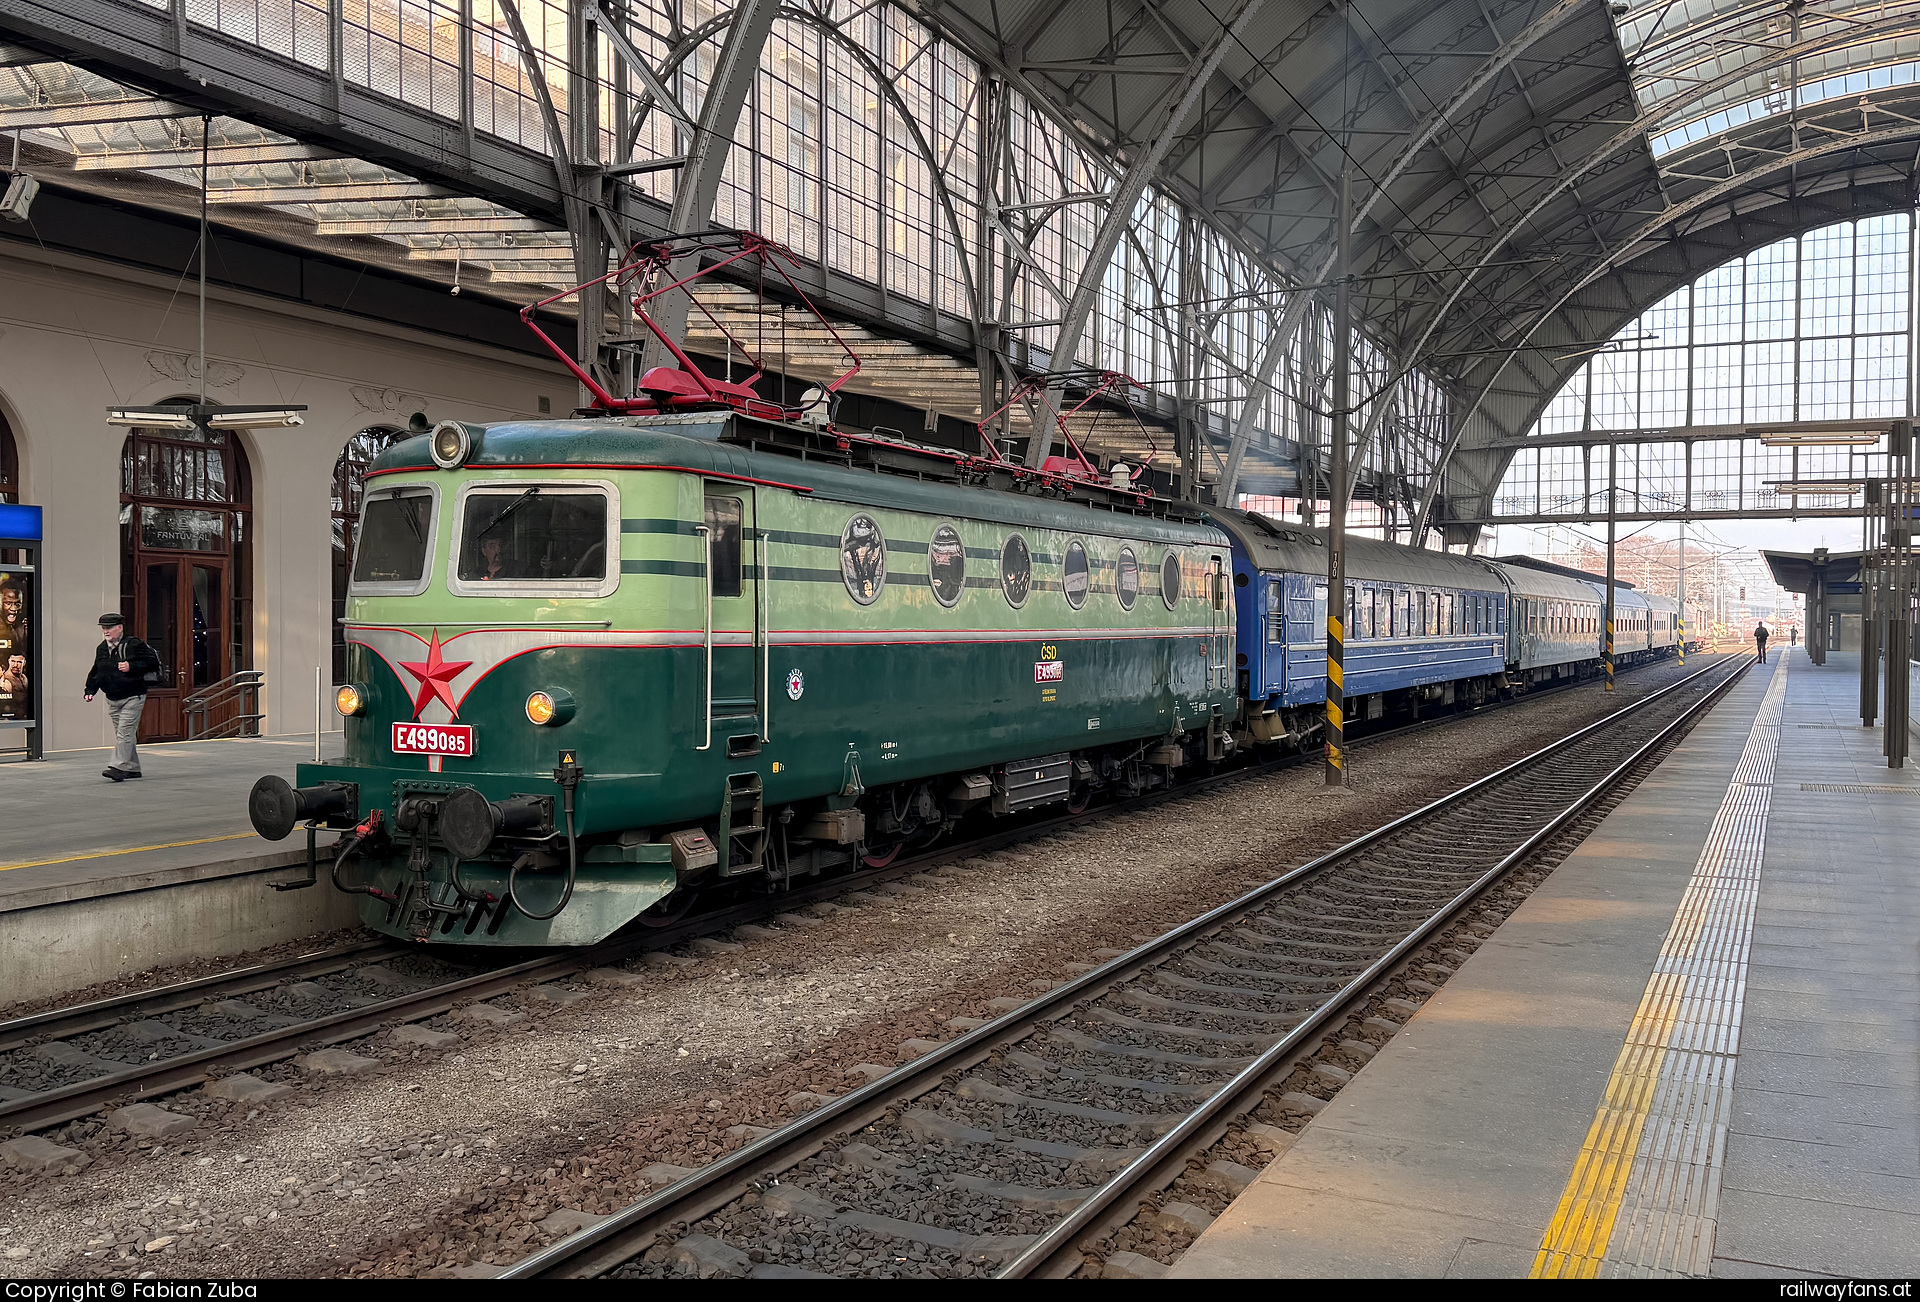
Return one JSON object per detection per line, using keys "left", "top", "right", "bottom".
{"left": 120, "top": 410, "right": 253, "bottom": 741}
{"left": 332, "top": 426, "right": 406, "bottom": 682}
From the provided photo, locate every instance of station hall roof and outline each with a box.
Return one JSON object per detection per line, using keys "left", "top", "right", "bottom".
{"left": 6, "top": 0, "right": 1920, "bottom": 517}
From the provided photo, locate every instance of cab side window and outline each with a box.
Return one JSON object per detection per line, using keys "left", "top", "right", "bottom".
{"left": 704, "top": 496, "right": 743, "bottom": 598}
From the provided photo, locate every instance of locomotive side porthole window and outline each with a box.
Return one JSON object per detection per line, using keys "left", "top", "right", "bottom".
{"left": 1062, "top": 540, "right": 1089, "bottom": 609}
{"left": 1115, "top": 546, "right": 1140, "bottom": 610}
{"left": 705, "top": 496, "right": 744, "bottom": 598}
{"left": 927, "top": 523, "right": 965, "bottom": 607}
{"left": 1160, "top": 551, "right": 1182, "bottom": 609}
{"left": 1000, "top": 533, "right": 1033, "bottom": 608}
{"left": 841, "top": 513, "right": 886, "bottom": 605}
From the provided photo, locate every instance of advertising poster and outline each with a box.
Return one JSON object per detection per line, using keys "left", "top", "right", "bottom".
{"left": 0, "top": 570, "right": 29, "bottom": 722}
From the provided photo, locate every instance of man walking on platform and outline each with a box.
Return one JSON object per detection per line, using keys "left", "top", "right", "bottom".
{"left": 1754, "top": 620, "right": 1770, "bottom": 664}
{"left": 84, "top": 613, "right": 158, "bottom": 782}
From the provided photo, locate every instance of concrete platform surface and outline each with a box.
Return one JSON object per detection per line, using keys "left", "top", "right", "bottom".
{"left": 1173, "top": 649, "right": 1920, "bottom": 1279}
{"left": 0, "top": 734, "right": 319, "bottom": 908}
{"left": 0, "top": 734, "right": 365, "bottom": 1006}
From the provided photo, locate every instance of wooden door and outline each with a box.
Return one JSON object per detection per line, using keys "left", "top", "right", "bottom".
{"left": 137, "top": 557, "right": 229, "bottom": 742}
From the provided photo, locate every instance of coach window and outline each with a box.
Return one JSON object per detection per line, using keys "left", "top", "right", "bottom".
{"left": 1267, "top": 579, "right": 1283, "bottom": 641}
{"left": 1362, "top": 588, "right": 1375, "bottom": 638}
{"left": 1345, "top": 585, "right": 1356, "bottom": 638}
{"left": 1400, "top": 590, "right": 1412, "bottom": 637}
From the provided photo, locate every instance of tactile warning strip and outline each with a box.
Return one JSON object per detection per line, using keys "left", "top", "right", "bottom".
{"left": 1532, "top": 660, "right": 1788, "bottom": 1279}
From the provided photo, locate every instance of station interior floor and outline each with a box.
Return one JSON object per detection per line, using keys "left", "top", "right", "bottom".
{"left": 1175, "top": 647, "right": 1920, "bottom": 1278}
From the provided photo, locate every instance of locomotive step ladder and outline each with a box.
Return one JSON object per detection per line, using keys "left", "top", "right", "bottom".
{"left": 717, "top": 772, "right": 768, "bottom": 877}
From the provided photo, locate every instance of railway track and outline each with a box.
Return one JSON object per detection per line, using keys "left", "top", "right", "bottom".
{"left": 495, "top": 653, "right": 1749, "bottom": 1281}
{"left": 0, "top": 650, "right": 1717, "bottom": 1140}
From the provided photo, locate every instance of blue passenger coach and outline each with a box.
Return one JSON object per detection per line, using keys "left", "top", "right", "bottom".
{"left": 1210, "top": 510, "right": 1510, "bottom": 739}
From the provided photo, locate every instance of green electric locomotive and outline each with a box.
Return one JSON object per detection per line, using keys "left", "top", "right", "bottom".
{"left": 249, "top": 411, "right": 1238, "bottom": 946}
{"left": 249, "top": 233, "right": 1238, "bottom": 946}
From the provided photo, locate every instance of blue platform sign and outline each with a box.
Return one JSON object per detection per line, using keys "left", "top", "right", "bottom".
{"left": 0, "top": 503, "right": 42, "bottom": 542}
{"left": 1828, "top": 581, "right": 1864, "bottom": 594}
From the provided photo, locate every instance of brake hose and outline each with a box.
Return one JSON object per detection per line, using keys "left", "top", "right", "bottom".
{"left": 509, "top": 767, "right": 578, "bottom": 921}
{"left": 329, "top": 811, "right": 397, "bottom": 901}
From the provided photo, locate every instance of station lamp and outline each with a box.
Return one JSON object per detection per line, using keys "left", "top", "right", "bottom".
{"left": 107, "top": 403, "right": 308, "bottom": 431}
{"left": 1751, "top": 428, "right": 1884, "bottom": 447}
{"left": 1764, "top": 479, "right": 1865, "bottom": 494}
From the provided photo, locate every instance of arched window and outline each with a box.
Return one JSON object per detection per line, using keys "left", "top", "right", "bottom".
{"left": 119, "top": 405, "right": 253, "bottom": 742}
{"left": 0, "top": 412, "right": 19, "bottom": 566}
{"left": 0, "top": 410, "right": 17, "bottom": 504}
{"left": 332, "top": 426, "right": 407, "bottom": 680}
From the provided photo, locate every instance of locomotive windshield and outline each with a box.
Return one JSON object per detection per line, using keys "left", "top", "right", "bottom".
{"left": 352, "top": 487, "right": 434, "bottom": 587}
{"left": 457, "top": 487, "right": 610, "bottom": 584}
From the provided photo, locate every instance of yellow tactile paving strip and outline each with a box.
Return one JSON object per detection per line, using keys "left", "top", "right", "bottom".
{"left": 1533, "top": 660, "right": 1787, "bottom": 1278}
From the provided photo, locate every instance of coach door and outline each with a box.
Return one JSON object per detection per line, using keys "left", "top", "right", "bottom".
{"left": 699, "top": 485, "right": 764, "bottom": 757}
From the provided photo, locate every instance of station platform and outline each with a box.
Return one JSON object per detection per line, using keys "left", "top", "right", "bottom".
{"left": 0, "top": 735, "right": 359, "bottom": 1004}
{"left": 1174, "top": 648, "right": 1920, "bottom": 1278}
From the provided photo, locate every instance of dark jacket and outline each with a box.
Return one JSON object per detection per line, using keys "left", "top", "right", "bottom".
{"left": 85, "top": 637, "right": 160, "bottom": 701}
{"left": 1754, "top": 625, "right": 1770, "bottom": 643}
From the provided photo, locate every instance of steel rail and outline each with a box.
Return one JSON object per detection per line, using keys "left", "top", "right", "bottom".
{"left": 501, "top": 653, "right": 1747, "bottom": 1280}
{"left": 0, "top": 650, "right": 1712, "bottom": 1136}
{"left": 0, "top": 938, "right": 399, "bottom": 1054}
{"left": 1003, "top": 653, "right": 1753, "bottom": 1276}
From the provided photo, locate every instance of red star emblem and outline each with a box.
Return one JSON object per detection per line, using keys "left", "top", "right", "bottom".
{"left": 398, "top": 629, "right": 473, "bottom": 720}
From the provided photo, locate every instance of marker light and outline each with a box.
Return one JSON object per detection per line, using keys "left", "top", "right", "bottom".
{"left": 336, "top": 683, "right": 368, "bottom": 716}
{"left": 526, "top": 688, "right": 576, "bottom": 726}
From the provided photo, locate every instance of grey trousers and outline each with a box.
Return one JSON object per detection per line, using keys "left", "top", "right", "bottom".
{"left": 105, "top": 693, "right": 145, "bottom": 774}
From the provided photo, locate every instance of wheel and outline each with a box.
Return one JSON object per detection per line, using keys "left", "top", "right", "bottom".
{"left": 1067, "top": 785, "right": 1091, "bottom": 814}
{"left": 632, "top": 889, "right": 697, "bottom": 927}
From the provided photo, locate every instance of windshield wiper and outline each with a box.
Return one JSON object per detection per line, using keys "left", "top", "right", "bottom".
{"left": 398, "top": 496, "right": 425, "bottom": 542}
{"left": 479, "top": 486, "right": 540, "bottom": 537}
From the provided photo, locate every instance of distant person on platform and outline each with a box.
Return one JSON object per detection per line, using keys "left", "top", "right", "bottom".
{"left": 84, "top": 613, "right": 159, "bottom": 782}
{"left": 1791, "top": 626, "right": 1799, "bottom": 648}
{"left": 1754, "top": 621, "right": 1770, "bottom": 664}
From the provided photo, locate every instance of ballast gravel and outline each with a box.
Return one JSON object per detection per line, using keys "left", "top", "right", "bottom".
{"left": 0, "top": 660, "right": 1713, "bottom": 1278}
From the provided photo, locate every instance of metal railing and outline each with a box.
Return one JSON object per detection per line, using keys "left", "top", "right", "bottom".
{"left": 184, "top": 669, "right": 265, "bottom": 740}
